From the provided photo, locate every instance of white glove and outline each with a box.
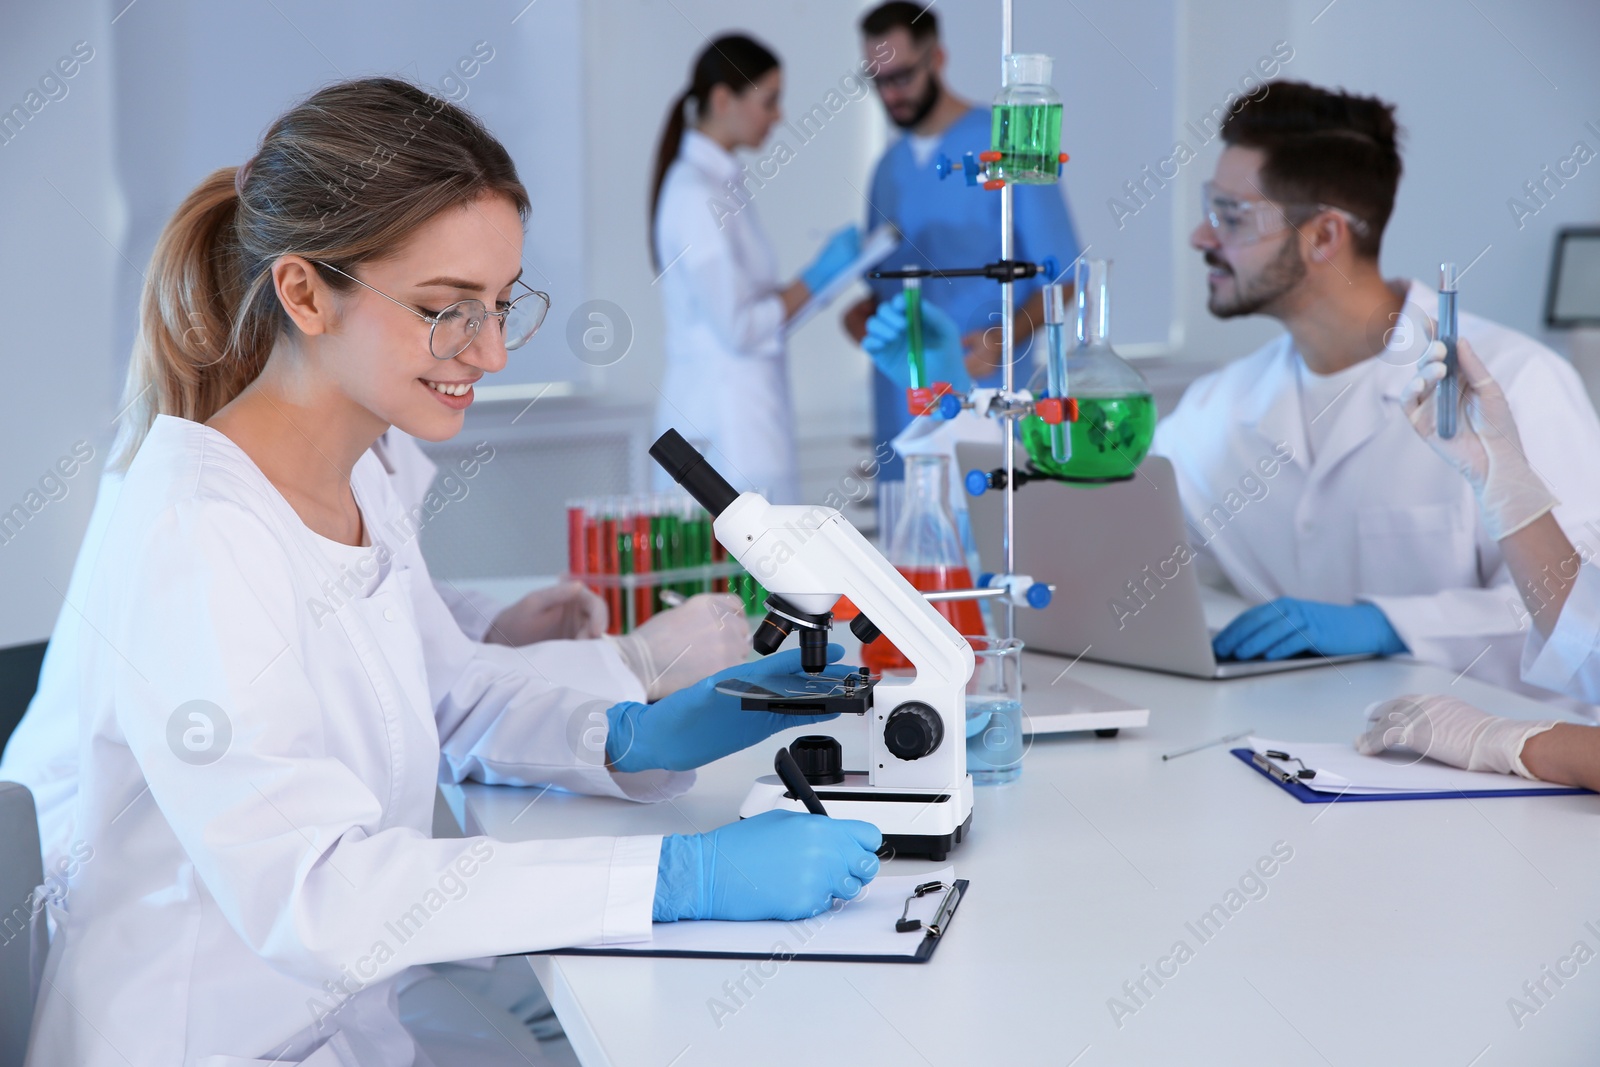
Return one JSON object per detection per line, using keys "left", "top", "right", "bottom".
{"left": 1355, "top": 693, "right": 1557, "bottom": 779}
{"left": 608, "top": 594, "right": 751, "bottom": 700}
{"left": 1401, "top": 336, "right": 1559, "bottom": 541}
{"left": 483, "top": 581, "right": 608, "bottom": 646}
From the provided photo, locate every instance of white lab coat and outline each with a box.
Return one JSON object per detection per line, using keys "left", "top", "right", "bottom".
{"left": 1151, "top": 279, "right": 1600, "bottom": 711}
{"left": 4, "top": 429, "right": 648, "bottom": 886}
{"left": 368, "top": 429, "right": 506, "bottom": 641}
{"left": 1523, "top": 562, "right": 1600, "bottom": 704}
{"left": 653, "top": 129, "right": 800, "bottom": 504}
{"left": 25, "top": 415, "right": 692, "bottom": 1066}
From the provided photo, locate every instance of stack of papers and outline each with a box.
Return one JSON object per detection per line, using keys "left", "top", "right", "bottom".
{"left": 1247, "top": 737, "right": 1554, "bottom": 795}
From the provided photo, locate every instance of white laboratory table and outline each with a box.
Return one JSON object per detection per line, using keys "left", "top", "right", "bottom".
{"left": 450, "top": 650, "right": 1600, "bottom": 1067}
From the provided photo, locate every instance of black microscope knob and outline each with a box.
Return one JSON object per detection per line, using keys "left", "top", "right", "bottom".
{"left": 849, "top": 613, "right": 881, "bottom": 645}
{"left": 883, "top": 702, "right": 944, "bottom": 761}
{"left": 789, "top": 735, "right": 844, "bottom": 785}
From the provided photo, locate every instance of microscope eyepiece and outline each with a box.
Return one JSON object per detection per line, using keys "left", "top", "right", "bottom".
{"left": 649, "top": 429, "right": 739, "bottom": 518}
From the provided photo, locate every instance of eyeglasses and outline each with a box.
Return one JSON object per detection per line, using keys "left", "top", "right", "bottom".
{"left": 1200, "top": 181, "right": 1369, "bottom": 248}
{"left": 313, "top": 261, "right": 551, "bottom": 361}
{"left": 870, "top": 46, "right": 932, "bottom": 92}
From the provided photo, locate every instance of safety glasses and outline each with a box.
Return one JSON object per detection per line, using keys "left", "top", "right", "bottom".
{"left": 1200, "top": 181, "right": 1369, "bottom": 247}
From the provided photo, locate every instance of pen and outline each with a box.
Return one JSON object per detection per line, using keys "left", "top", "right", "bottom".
{"left": 774, "top": 747, "right": 829, "bottom": 816}
{"left": 1161, "top": 728, "right": 1255, "bottom": 762}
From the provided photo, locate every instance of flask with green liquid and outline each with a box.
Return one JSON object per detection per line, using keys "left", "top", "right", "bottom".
{"left": 1021, "top": 259, "right": 1156, "bottom": 482}
{"left": 990, "top": 54, "right": 1062, "bottom": 186}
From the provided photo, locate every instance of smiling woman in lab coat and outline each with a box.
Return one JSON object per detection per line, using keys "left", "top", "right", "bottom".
{"left": 24, "top": 77, "right": 880, "bottom": 1067}
{"left": 650, "top": 34, "right": 861, "bottom": 505}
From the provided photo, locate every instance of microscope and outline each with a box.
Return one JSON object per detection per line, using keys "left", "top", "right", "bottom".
{"left": 651, "top": 430, "right": 975, "bottom": 861}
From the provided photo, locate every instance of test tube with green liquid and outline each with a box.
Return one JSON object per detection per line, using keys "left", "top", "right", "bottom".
{"left": 904, "top": 274, "right": 926, "bottom": 390}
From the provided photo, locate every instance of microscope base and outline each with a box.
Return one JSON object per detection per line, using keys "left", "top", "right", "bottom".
{"left": 739, "top": 774, "right": 975, "bottom": 862}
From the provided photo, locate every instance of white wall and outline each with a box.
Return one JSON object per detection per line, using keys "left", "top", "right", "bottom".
{"left": 0, "top": 0, "right": 118, "bottom": 648}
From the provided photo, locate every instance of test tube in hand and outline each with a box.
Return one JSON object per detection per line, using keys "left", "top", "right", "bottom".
{"left": 1436, "top": 262, "right": 1460, "bottom": 439}
{"left": 904, "top": 273, "right": 926, "bottom": 390}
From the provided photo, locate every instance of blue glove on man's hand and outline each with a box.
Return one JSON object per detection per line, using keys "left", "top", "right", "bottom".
{"left": 799, "top": 225, "right": 862, "bottom": 294}
{"left": 861, "top": 292, "right": 971, "bottom": 393}
{"left": 653, "top": 809, "right": 883, "bottom": 921}
{"left": 606, "top": 645, "right": 847, "bottom": 773}
{"left": 1212, "top": 598, "right": 1408, "bottom": 661}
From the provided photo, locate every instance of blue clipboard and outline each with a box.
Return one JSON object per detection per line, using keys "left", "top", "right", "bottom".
{"left": 1230, "top": 748, "right": 1593, "bottom": 804}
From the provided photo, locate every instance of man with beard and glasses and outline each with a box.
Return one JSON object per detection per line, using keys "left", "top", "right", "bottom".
{"left": 842, "top": 1, "right": 1080, "bottom": 481}
{"left": 1150, "top": 81, "right": 1600, "bottom": 711}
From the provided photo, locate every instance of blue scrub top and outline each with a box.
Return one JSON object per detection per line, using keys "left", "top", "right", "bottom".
{"left": 863, "top": 106, "right": 1081, "bottom": 479}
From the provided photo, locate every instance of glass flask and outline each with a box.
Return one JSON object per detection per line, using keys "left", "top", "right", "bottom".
{"left": 990, "top": 54, "right": 1062, "bottom": 186}
{"left": 1021, "top": 259, "right": 1156, "bottom": 482}
{"left": 861, "top": 454, "right": 988, "bottom": 675}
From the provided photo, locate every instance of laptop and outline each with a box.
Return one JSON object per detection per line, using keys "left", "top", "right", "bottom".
{"left": 959, "top": 444, "right": 1373, "bottom": 679}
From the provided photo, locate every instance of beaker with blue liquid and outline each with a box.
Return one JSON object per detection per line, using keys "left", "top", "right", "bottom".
{"left": 965, "top": 636, "right": 1025, "bottom": 785}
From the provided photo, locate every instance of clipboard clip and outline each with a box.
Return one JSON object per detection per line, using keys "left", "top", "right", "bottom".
{"left": 1251, "top": 749, "right": 1317, "bottom": 784}
{"left": 896, "top": 880, "right": 961, "bottom": 937}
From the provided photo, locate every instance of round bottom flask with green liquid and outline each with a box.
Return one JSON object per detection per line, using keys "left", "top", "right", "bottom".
{"left": 1019, "top": 260, "right": 1156, "bottom": 483}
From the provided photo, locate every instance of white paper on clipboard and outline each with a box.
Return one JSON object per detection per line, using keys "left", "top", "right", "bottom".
{"left": 782, "top": 224, "right": 901, "bottom": 337}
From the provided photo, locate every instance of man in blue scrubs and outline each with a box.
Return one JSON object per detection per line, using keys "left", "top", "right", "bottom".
{"left": 844, "top": 1, "right": 1081, "bottom": 479}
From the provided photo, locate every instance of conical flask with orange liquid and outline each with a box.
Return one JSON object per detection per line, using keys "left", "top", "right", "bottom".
{"left": 861, "top": 454, "right": 988, "bottom": 674}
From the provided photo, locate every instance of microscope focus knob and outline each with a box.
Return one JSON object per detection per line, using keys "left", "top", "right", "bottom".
{"left": 790, "top": 735, "right": 844, "bottom": 785}
{"left": 884, "top": 702, "right": 944, "bottom": 761}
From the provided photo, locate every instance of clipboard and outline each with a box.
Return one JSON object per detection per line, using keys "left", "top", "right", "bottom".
{"left": 542, "top": 872, "right": 968, "bottom": 965}
{"left": 782, "top": 224, "right": 901, "bottom": 336}
{"left": 1231, "top": 748, "right": 1592, "bottom": 804}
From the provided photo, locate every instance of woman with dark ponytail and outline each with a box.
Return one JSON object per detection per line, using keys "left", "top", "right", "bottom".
{"left": 650, "top": 34, "right": 862, "bottom": 505}
{"left": 22, "top": 76, "right": 880, "bottom": 1066}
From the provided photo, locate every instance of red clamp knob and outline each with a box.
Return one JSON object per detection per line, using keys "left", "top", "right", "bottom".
{"left": 1037, "top": 397, "right": 1079, "bottom": 424}
{"left": 907, "top": 381, "right": 955, "bottom": 416}
{"left": 982, "top": 179, "right": 1006, "bottom": 191}
{"left": 978, "top": 150, "right": 1003, "bottom": 163}
{"left": 1059, "top": 153, "right": 1070, "bottom": 163}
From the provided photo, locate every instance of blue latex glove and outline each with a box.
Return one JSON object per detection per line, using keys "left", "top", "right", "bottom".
{"left": 860, "top": 292, "right": 971, "bottom": 393}
{"left": 606, "top": 646, "right": 847, "bottom": 773}
{"left": 653, "top": 809, "right": 883, "bottom": 921}
{"left": 799, "top": 224, "right": 861, "bottom": 294}
{"left": 1212, "top": 598, "right": 1408, "bottom": 661}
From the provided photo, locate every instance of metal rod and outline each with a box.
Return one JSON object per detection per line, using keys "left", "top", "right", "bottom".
{"left": 1002, "top": 0, "right": 1013, "bottom": 71}
{"left": 999, "top": 0, "right": 1017, "bottom": 646}
{"left": 921, "top": 587, "right": 1011, "bottom": 603}
{"left": 1000, "top": 199, "right": 1017, "bottom": 645}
